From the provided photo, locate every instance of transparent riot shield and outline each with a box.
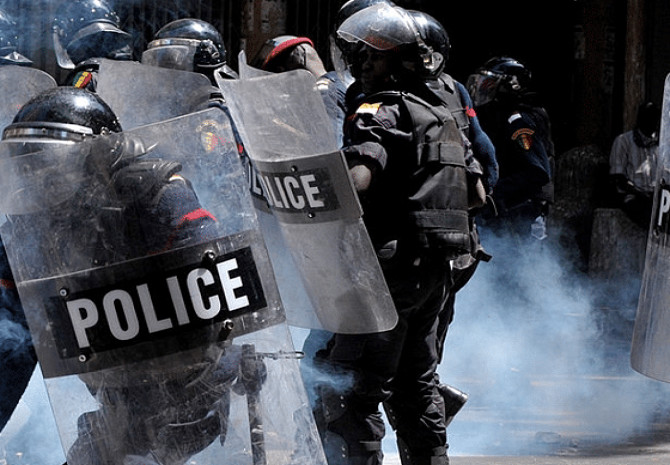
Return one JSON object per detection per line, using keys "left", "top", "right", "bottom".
{"left": 95, "top": 58, "right": 215, "bottom": 130}
{"left": 631, "top": 74, "right": 670, "bottom": 382}
{"left": 0, "top": 65, "right": 57, "bottom": 131}
{"left": 0, "top": 108, "right": 327, "bottom": 465}
{"left": 217, "top": 69, "right": 397, "bottom": 334}
{"left": 238, "top": 50, "right": 272, "bottom": 79}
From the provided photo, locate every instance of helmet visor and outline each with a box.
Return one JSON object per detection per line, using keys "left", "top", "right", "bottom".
{"left": 466, "top": 71, "right": 502, "bottom": 107}
{"left": 337, "top": 3, "right": 417, "bottom": 51}
{"left": 142, "top": 40, "right": 198, "bottom": 71}
{"left": 0, "top": 139, "right": 89, "bottom": 214}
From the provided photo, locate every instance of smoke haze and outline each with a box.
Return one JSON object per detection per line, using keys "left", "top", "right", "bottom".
{"left": 438, "top": 225, "right": 670, "bottom": 456}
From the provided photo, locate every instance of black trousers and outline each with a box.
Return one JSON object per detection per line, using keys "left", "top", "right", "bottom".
{"left": 317, "top": 254, "right": 452, "bottom": 464}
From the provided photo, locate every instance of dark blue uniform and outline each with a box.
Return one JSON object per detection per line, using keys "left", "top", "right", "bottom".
{"left": 477, "top": 102, "right": 554, "bottom": 239}
{"left": 316, "top": 71, "right": 350, "bottom": 148}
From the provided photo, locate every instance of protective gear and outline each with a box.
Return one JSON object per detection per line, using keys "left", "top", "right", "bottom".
{"left": 0, "top": 94, "right": 329, "bottom": 464}
{"left": 216, "top": 70, "right": 397, "bottom": 334}
{"left": 337, "top": 3, "right": 442, "bottom": 78}
{"left": 0, "top": 66, "right": 57, "bottom": 133}
{"left": 52, "top": 0, "right": 132, "bottom": 70}
{"left": 142, "top": 18, "right": 238, "bottom": 82}
{"left": 331, "top": 0, "right": 395, "bottom": 68}
{"left": 408, "top": 10, "right": 450, "bottom": 65}
{"left": 6, "top": 85, "right": 122, "bottom": 137}
{"left": 466, "top": 56, "right": 533, "bottom": 107}
{"left": 251, "top": 35, "right": 327, "bottom": 77}
{"left": 631, "top": 76, "right": 670, "bottom": 382}
{"left": 94, "top": 58, "right": 216, "bottom": 130}
{"left": 438, "top": 383, "right": 469, "bottom": 427}
{"left": 0, "top": 9, "right": 31, "bottom": 66}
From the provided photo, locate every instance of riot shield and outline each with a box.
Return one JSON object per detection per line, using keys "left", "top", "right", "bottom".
{"left": 631, "top": 74, "right": 670, "bottom": 382}
{"left": 0, "top": 65, "right": 57, "bottom": 132}
{"left": 238, "top": 50, "right": 273, "bottom": 79}
{"left": 95, "top": 58, "right": 215, "bottom": 130}
{"left": 0, "top": 108, "right": 327, "bottom": 465}
{"left": 217, "top": 69, "right": 397, "bottom": 334}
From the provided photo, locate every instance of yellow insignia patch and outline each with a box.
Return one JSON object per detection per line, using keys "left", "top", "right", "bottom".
{"left": 356, "top": 102, "right": 381, "bottom": 115}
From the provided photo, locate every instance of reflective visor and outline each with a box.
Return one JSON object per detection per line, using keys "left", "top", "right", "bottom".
{"left": 337, "top": 3, "right": 417, "bottom": 51}
{"left": 467, "top": 71, "right": 503, "bottom": 107}
{"left": 142, "top": 39, "right": 200, "bottom": 71}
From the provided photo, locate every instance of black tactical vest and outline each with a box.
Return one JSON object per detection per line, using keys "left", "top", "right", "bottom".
{"left": 376, "top": 89, "right": 472, "bottom": 259}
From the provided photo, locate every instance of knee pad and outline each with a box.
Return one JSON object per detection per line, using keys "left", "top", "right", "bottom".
{"left": 437, "top": 384, "right": 468, "bottom": 427}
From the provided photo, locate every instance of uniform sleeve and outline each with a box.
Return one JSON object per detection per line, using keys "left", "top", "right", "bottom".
{"left": 456, "top": 82, "right": 498, "bottom": 191}
{"left": 316, "top": 72, "right": 349, "bottom": 148}
{"left": 154, "top": 175, "right": 218, "bottom": 250}
{"left": 341, "top": 100, "right": 409, "bottom": 172}
{"left": 505, "top": 112, "right": 552, "bottom": 184}
{"left": 492, "top": 112, "right": 552, "bottom": 209}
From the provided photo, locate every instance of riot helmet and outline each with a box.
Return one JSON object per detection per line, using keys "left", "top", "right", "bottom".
{"left": 330, "top": 0, "right": 394, "bottom": 73}
{"left": 467, "top": 56, "right": 532, "bottom": 107}
{"left": 52, "top": 0, "right": 132, "bottom": 70}
{"left": 0, "top": 9, "right": 32, "bottom": 66}
{"left": 336, "top": 3, "right": 439, "bottom": 82}
{"left": 0, "top": 87, "right": 124, "bottom": 213}
{"left": 142, "top": 18, "right": 238, "bottom": 80}
{"left": 4, "top": 86, "right": 121, "bottom": 143}
{"left": 407, "top": 10, "right": 449, "bottom": 75}
{"left": 250, "top": 35, "right": 326, "bottom": 77}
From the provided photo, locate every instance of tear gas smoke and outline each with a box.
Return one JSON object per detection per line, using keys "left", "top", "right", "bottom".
{"left": 439, "top": 225, "right": 670, "bottom": 456}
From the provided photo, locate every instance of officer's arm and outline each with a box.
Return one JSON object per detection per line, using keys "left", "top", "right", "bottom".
{"left": 341, "top": 100, "right": 406, "bottom": 192}
{"left": 456, "top": 82, "right": 498, "bottom": 191}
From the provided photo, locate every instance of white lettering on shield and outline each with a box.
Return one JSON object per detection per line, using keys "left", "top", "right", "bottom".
{"left": 658, "top": 188, "right": 670, "bottom": 228}
{"left": 66, "top": 257, "right": 249, "bottom": 349}
{"left": 259, "top": 173, "right": 325, "bottom": 211}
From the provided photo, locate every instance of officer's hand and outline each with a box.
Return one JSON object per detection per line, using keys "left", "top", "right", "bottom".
{"left": 233, "top": 344, "right": 268, "bottom": 396}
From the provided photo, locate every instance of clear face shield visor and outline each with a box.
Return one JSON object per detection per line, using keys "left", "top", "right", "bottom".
{"left": 141, "top": 38, "right": 200, "bottom": 71}
{"left": 0, "top": 124, "right": 104, "bottom": 214}
{"left": 337, "top": 3, "right": 419, "bottom": 52}
{"left": 466, "top": 70, "right": 504, "bottom": 107}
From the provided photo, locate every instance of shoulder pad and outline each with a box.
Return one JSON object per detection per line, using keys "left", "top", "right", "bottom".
{"left": 438, "top": 73, "right": 456, "bottom": 93}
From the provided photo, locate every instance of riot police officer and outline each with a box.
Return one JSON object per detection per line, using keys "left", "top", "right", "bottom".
{"left": 142, "top": 17, "right": 238, "bottom": 85}
{"left": 312, "top": 4, "right": 481, "bottom": 464}
{"left": 467, "top": 56, "right": 555, "bottom": 242}
{"left": 397, "top": 8, "right": 497, "bottom": 437}
{"left": 0, "top": 87, "right": 257, "bottom": 464}
{"left": 315, "top": 0, "right": 395, "bottom": 147}
{"left": 53, "top": 0, "right": 133, "bottom": 90}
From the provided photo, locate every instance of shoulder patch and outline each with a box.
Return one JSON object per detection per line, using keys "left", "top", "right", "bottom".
{"left": 508, "top": 112, "right": 522, "bottom": 124}
{"left": 511, "top": 128, "right": 535, "bottom": 150}
{"left": 72, "top": 71, "right": 93, "bottom": 89}
{"left": 356, "top": 102, "right": 382, "bottom": 116}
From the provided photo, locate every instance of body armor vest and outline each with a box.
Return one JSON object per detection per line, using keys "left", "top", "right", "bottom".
{"left": 376, "top": 89, "right": 472, "bottom": 259}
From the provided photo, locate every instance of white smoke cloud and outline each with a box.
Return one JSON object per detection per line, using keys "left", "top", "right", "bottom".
{"left": 439, "top": 227, "right": 670, "bottom": 456}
